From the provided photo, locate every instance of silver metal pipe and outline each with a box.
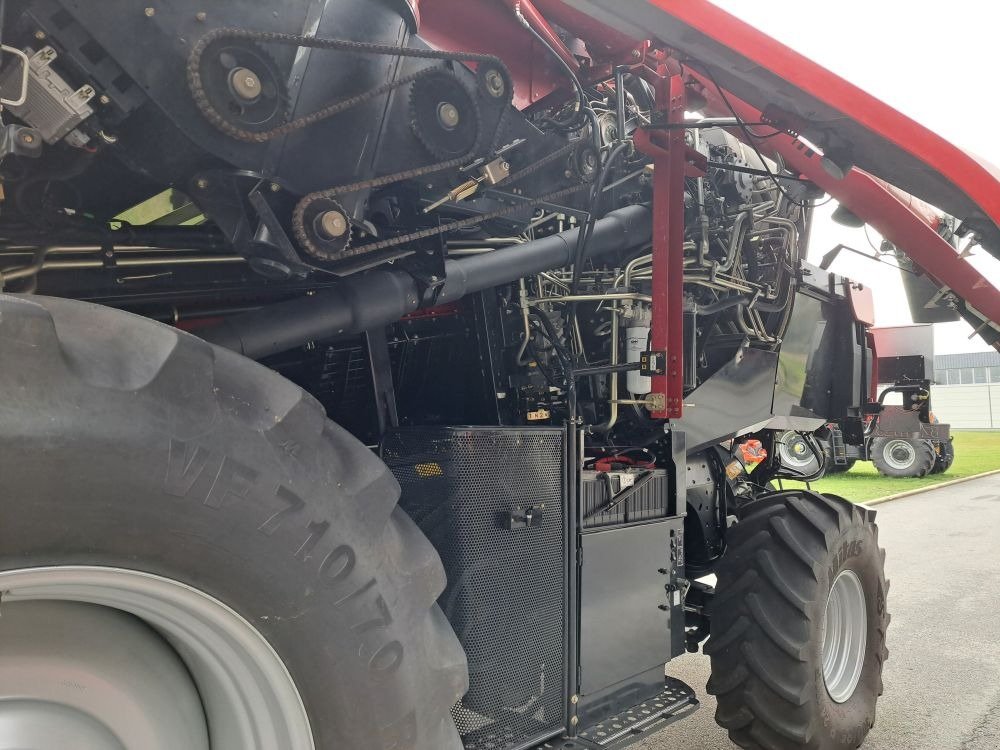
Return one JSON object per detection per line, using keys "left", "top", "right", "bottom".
{"left": 2, "top": 255, "right": 246, "bottom": 277}
{"left": 515, "top": 279, "right": 533, "bottom": 366}
{"left": 526, "top": 292, "right": 653, "bottom": 305}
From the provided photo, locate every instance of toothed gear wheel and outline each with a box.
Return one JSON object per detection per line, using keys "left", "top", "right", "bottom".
{"left": 476, "top": 61, "right": 513, "bottom": 105}
{"left": 296, "top": 197, "right": 353, "bottom": 262}
{"left": 410, "top": 70, "right": 482, "bottom": 160}
{"left": 197, "top": 38, "right": 290, "bottom": 133}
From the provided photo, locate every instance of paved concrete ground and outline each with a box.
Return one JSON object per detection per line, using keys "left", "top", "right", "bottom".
{"left": 636, "top": 473, "right": 1000, "bottom": 750}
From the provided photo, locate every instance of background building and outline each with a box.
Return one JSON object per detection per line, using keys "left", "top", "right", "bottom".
{"left": 930, "top": 352, "right": 1000, "bottom": 428}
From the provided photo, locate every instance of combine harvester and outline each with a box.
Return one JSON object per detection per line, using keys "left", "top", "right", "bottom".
{"left": 0, "top": 2, "right": 998, "bottom": 749}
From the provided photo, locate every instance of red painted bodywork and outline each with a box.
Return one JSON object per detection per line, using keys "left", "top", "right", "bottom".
{"left": 501, "top": 0, "right": 580, "bottom": 72}
{"left": 532, "top": 0, "right": 641, "bottom": 60}
{"left": 638, "top": 0, "right": 1000, "bottom": 238}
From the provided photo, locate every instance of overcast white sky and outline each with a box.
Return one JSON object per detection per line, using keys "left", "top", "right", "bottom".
{"left": 710, "top": 0, "right": 1000, "bottom": 354}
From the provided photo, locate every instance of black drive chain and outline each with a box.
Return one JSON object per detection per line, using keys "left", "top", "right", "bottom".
{"left": 188, "top": 28, "right": 587, "bottom": 258}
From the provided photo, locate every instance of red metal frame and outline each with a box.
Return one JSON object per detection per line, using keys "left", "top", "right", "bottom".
{"left": 633, "top": 62, "right": 690, "bottom": 420}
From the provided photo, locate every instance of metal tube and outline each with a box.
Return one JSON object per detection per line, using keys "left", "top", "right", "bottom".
{"left": 3, "top": 256, "right": 246, "bottom": 272}
{"left": 202, "top": 204, "right": 652, "bottom": 358}
{"left": 527, "top": 292, "right": 653, "bottom": 304}
{"left": 515, "top": 279, "right": 533, "bottom": 366}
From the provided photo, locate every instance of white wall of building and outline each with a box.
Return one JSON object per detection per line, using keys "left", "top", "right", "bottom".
{"left": 931, "top": 386, "right": 997, "bottom": 429}
{"left": 879, "top": 384, "right": 1000, "bottom": 429}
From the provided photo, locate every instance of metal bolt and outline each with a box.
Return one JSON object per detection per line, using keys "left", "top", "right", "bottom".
{"left": 144, "top": 7, "right": 156, "bottom": 17}
{"left": 631, "top": 49, "right": 642, "bottom": 59}
{"left": 195, "top": 178, "right": 209, "bottom": 190}
{"left": 270, "top": 182, "right": 281, "bottom": 192}
{"left": 318, "top": 210, "right": 348, "bottom": 239}
{"left": 484, "top": 69, "right": 505, "bottom": 98}
{"left": 437, "top": 102, "right": 460, "bottom": 130}
{"left": 570, "top": 694, "right": 579, "bottom": 705}
{"left": 570, "top": 716, "right": 579, "bottom": 726}
{"left": 195, "top": 11, "right": 207, "bottom": 22}
{"left": 230, "top": 67, "right": 261, "bottom": 100}
{"left": 34, "top": 30, "right": 46, "bottom": 41}
{"left": 99, "top": 94, "right": 111, "bottom": 105}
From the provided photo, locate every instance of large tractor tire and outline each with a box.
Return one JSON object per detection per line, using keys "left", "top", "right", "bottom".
{"left": 930, "top": 438, "right": 955, "bottom": 475}
{"left": 706, "top": 491, "right": 890, "bottom": 750}
{"left": 0, "top": 295, "right": 467, "bottom": 750}
{"left": 870, "top": 437, "right": 936, "bottom": 478}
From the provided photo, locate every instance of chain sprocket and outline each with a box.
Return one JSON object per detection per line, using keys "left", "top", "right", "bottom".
{"left": 187, "top": 28, "right": 586, "bottom": 263}
{"left": 195, "top": 37, "right": 289, "bottom": 133}
{"left": 409, "top": 71, "right": 482, "bottom": 160}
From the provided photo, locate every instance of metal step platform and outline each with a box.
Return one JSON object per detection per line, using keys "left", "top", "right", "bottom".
{"left": 534, "top": 678, "right": 699, "bottom": 750}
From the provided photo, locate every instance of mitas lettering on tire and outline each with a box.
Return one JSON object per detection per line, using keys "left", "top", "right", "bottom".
{"left": 706, "top": 490, "right": 890, "bottom": 750}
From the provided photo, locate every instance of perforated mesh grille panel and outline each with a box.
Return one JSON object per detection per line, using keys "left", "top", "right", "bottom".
{"left": 384, "top": 427, "right": 567, "bottom": 750}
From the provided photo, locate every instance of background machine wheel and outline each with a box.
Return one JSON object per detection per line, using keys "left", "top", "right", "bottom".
{"left": 870, "top": 437, "right": 936, "bottom": 478}
{"left": 706, "top": 491, "right": 890, "bottom": 750}
{"left": 0, "top": 295, "right": 468, "bottom": 750}
{"left": 825, "top": 459, "right": 857, "bottom": 475}
{"left": 930, "top": 437, "right": 956, "bottom": 475}
{"left": 777, "top": 431, "right": 821, "bottom": 475}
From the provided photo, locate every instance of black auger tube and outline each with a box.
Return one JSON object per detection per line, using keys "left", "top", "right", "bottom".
{"left": 201, "top": 204, "right": 652, "bottom": 359}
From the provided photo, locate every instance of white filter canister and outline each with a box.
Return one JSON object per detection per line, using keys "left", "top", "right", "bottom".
{"left": 626, "top": 326, "right": 651, "bottom": 394}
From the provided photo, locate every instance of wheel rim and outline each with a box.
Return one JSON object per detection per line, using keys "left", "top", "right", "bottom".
{"left": 0, "top": 566, "right": 314, "bottom": 750}
{"left": 882, "top": 439, "right": 916, "bottom": 470}
{"left": 822, "top": 569, "right": 868, "bottom": 703}
{"left": 777, "top": 431, "right": 815, "bottom": 471}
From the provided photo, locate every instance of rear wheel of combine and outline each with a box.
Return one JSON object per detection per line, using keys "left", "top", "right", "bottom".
{"left": 870, "top": 437, "right": 935, "bottom": 477}
{"left": 0, "top": 295, "right": 467, "bottom": 750}
{"left": 706, "top": 491, "right": 890, "bottom": 750}
{"left": 930, "top": 438, "right": 955, "bottom": 474}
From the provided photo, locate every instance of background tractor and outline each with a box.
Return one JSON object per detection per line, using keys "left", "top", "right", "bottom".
{"left": 819, "top": 324, "right": 954, "bottom": 478}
